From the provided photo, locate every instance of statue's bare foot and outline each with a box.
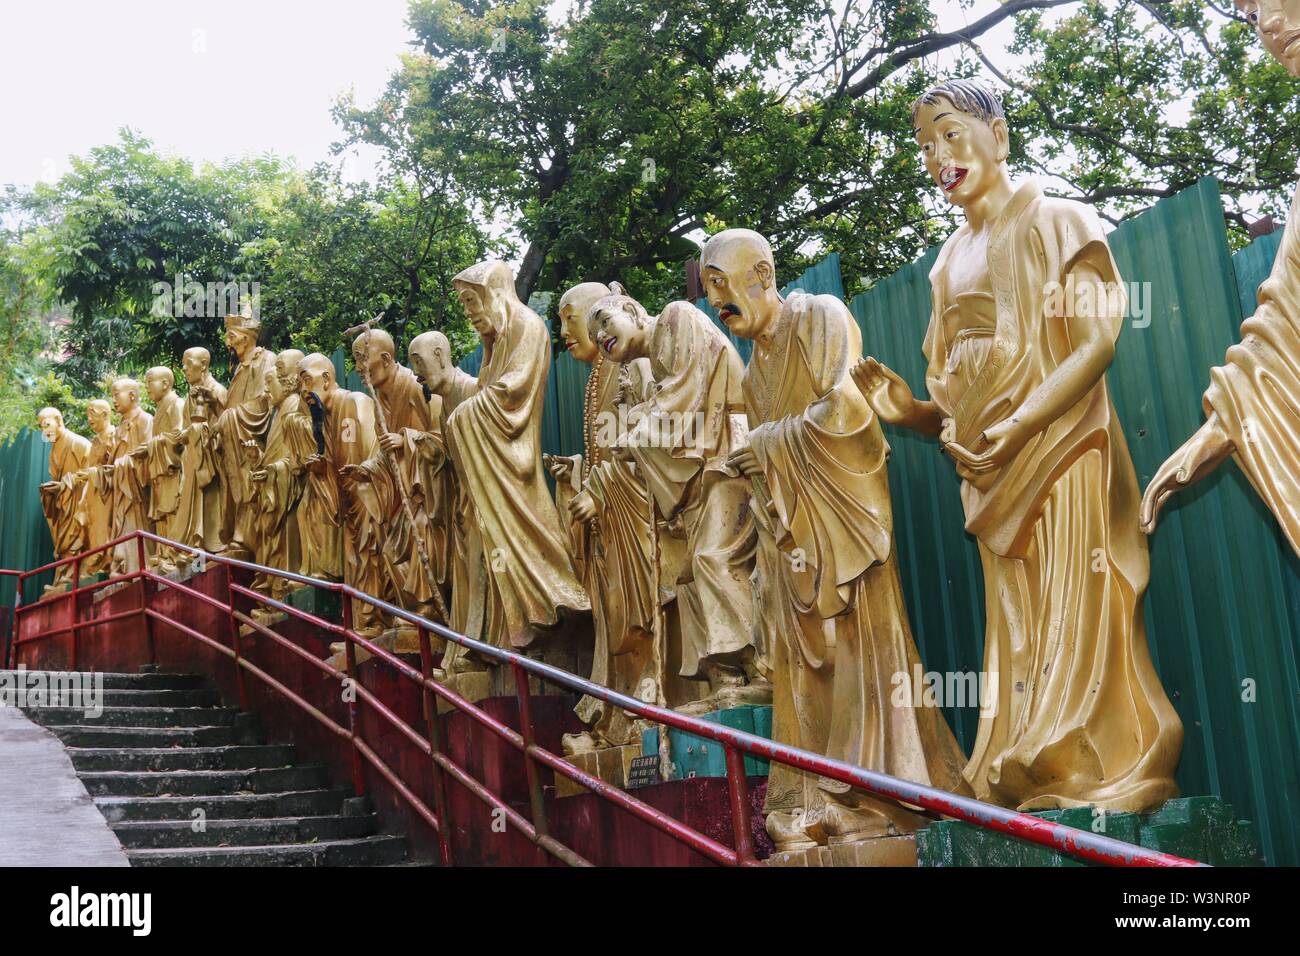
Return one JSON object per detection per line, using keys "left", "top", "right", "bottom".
{"left": 713, "top": 679, "right": 773, "bottom": 710}
{"left": 765, "top": 808, "right": 828, "bottom": 851}
{"left": 821, "top": 802, "right": 907, "bottom": 845}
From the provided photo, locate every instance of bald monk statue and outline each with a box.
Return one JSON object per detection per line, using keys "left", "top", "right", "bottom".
{"left": 173, "top": 347, "right": 228, "bottom": 558}
{"left": 588, "top": 291, "right": 765, "bottom": 713}
{"left": 106, "top": 377, "right": 153, "bottom": 575}
{"left": 132, "top": 366, "right": 184, "bottom": 573}
{"left": 36, "top": 407, "right": 91, "bottom": 588}
{"left": 247, "top": 348, "right": 307, "bottom": 601}
{"left": 706, "top": 227, "right": 968, "bottom": 848}
{"left": 74, "top": 400, "right": 117, "bottom": 577}
{"left": 446, "top": 260, "right": 590, "bottom": 655}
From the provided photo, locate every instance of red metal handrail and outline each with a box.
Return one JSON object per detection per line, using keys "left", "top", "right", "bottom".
{"left": 4, "top": 529, "right": 1205, "bottom": 868}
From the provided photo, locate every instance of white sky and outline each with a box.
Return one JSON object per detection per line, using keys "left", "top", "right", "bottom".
{"left": 0, "top": 1, "right": 1033, "bottom": 192}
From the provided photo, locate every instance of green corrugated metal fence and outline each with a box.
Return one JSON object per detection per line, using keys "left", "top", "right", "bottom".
{"left": 0, "top": 429, "right": 56, "bottom": 606}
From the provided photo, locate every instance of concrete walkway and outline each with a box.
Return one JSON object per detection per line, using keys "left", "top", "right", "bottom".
{"left": 0, "top": 706, "right": 129, "bottom": 866}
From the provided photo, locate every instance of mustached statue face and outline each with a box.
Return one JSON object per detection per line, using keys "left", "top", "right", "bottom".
{"left": 914, "top": 97, "right": 1008, "bottom": 209}
{"left": 588, "top": 303, "right": 641, "bottom": 363}
{"left": 298, "top": 364, "right": 331, "bottom": 399}
{"left": 1237, "top": 0, "right": 1300, "bottom": 76}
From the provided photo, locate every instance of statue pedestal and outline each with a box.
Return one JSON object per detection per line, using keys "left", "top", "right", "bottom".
{"left": 767, "top": 834, "right": 918, "bottom": 868}
{"left": 917, "top": 797, "right": 1262, "bottom": 866}
{"left": 554, "top": 742, "right": 642, "bottom": 798}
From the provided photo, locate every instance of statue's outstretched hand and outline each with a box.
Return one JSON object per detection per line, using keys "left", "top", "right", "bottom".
{"left": 726, "top": 445, "right": 761, "bottom": 478}
{"left": 569, "top": 490, "right": 599, "bottom": 523}
{"left": 1140, "top": 417, "right": 1235, "bottom": 534}
{"left": 851, "top": 357, "right": 916, "bottom": 425}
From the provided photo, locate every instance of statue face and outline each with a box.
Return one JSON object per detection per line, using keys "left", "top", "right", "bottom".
{"left": 182, "top": 351, "right": 208, "bottom": 385}
{"left": 37, "top": 412, "right": 61, "bottom": 441}
{"left": 701, "top": 261, "right": 771, "bottom": 340}
{"left": 410, "top": 345, "right": 450, "bottom": 394}
{"left": 1238, "top": 1, "right": 1300, "bottom": 75}
{"left": 265, "top": 365, "right": 286, "bottom": 406}
{"left": 145, "top": 372, "right": 170, "bottom": 403}
{"left": 225, "top": 326, "right": 254, "bottom": 356}
{"left": 87, "top": 404, "right": 110, "bottom": 433}
{"left": 457, "top": 285, "right": 502, "bottom": 337}
{"left": 559, "top": 301, "right": 600, "bottom": 363}
{"left": 352, "top": 340, "right": 394, "bottom": 388}
{"left": 589, "top": 303, "right": 641, "bottom": 362}
{"left": 914, "top": 97, "right": 1008, "bottom": 209}
{"left": 298, "top": 363, "right": 332, "bottom": 398}
{"left": 112, "top": 384, "right": 137, "bottom": 416}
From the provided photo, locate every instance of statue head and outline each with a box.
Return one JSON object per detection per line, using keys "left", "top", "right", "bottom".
{"left": 409, "top": 331, "right": 454, "bottom": 396}
{"left": 111, "top": 378, "right": 141, "bottom": 416}
{"left": 587, "top": 291, "right": 652, "bottom": 363}
{"left": 269, "top": 348, "right": 305, "bottom": 406}
{"left": 224, "top": 303, "right": 261, "bottom": 360}
{"left": 911, "top": 79, "right": 1010, "bottom": 210}
{"left": 351, "top": 328, "right": 398, "bottom": 390}
{"left": 699, "top": 229, "right": 781, "bottom": 340}
{"left": 144, "top": 366, "right": 174, "bottom": 404}
{"left": 297, "top": 352, "right": 336, "bottom": 404}
{"left": 452, "top": 260, "right": 519, "bottom": 339}
{"left": 87, "top": 400, "right": 112, "bottom": 435}
{"left": 1236, "top": 1, "right": 1300, "bottom": 75}
{"left": 557, "top": 282, "right": 613, "bottom": 363}
{"left": 181, "top": 347, "right": 211, "bottom": 387}
{"left": 36, "top": 407, "right": 65, "bottom": 442}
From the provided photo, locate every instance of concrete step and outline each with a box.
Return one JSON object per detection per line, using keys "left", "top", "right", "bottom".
{"left": 0, "top": 670, "right": 206, "bottom": 690}
{"left": 95, "top": 787, "right": 354, "bottom": 823}
{"left": 110, "top": 814, "right": 380, "bottom": 849}
{"left": 125, "top": 835, "right": 408, "bottom": 867}
{"left": 23, "top": 688, "right": 221, "bottom": 708}
{"left": 43, "top": 723, "right": 257, "bottom": 748}
{"left": 68, "top": 744, "right": 297, "bottom": 773}
{"left": 23, "top": 705, "right": 242, "bottom": 728}
{"left": 80, "top": 765, "right": 328, "bottom": 797}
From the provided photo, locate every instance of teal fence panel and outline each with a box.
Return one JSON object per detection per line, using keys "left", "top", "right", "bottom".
{"left": 0, "top": 429, "right": 56, "bottom": 605}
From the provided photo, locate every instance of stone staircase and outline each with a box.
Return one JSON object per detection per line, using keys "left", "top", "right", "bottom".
{"left": 10, "top": 669, "right": 411, "bottom": 866}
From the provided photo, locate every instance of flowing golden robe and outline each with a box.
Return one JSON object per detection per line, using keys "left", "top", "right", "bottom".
{"left": 1204, "top": 183, "right": 1300, "bottom": 553}
{"left": 253, "top": 393, "right": 307, "bottom": 597}
{"left": 924, "top": 181, "right": 1181, "bottom": 812}
{"left": 144, "top": 390, "right": 184, "bottom": 556}
{"left": 78, "top": 427, "right": 116, "bottom": 576}
{"left": 174, "top": 375, "right": 228, "bottom": 554}
{"left": 40, "top": 430, "right": 91, "bottom": 585}
{"left": 215, "top": 346, "right": 277, "bottom": 551}
{"left": 746, "top": 292, "right": 968, "bottom": 829}
{"left": 359, "top": 365, "right": 441, "bottom": 613}
{"left": 626, "top": 301, "right": 754, "bottom": 677}
{"left": 447, "top": 304, "right": 589, "bottom": 649}
{"left": 323, "top": 387, "right": 379, "bottom": 630}
{"left": 564, "top": 356, "right": 661, "bottom": 743}
{"left": 108, "top": 405, "right": 152, "bottom": 575}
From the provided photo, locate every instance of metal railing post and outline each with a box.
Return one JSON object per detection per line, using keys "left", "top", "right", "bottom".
{"left": 69, "top": 555, "right": 82, "bottom": 672}
{"left": 135, "top": 535, "right": 155, "bottom": 666}
{"left": 225, "top": 563, "right": 249, "bottom": 711}
{"left": 419, "top": 625, "right": 455, "bottom": 866}
{"left": 341, "top": 596, "right": 367, "bottom": 798}
{"left": 724, "top": 745, "right": 758, "bottom": 866}
{"left": 512, "top": 660, "right": 550, "bottom": 864}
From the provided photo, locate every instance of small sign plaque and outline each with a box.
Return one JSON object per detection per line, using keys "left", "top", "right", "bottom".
{"left": 627, "top": 754, "right": 662, "bottom": 789}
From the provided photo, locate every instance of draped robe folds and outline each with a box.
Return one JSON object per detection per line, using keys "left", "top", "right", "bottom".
{"left": 447, "top": 304, "right": 590, "bottom": 650}
{"left": 174, "top": 375, "right": 227, "bottom": 554}
{"left": 323, "top": 388, "right": 379, "bottom": 631}
{"left": 923, "top": 180, "right": 1182, "bottom": 812}
{"left": 214, "top": 346, "right": 277, "bottom": 551}
{"left": 253, "top": 393, "right": 307, "bottom": 597}
{"left": 625, "top": 301, "right": 755, "bottom": 677}
{"left": 1204, "top": 182, "right": 1300, "bottom": 554}
{"left": 566, "top": 357, "right": 661, "bottom": 744}
{"left": 108, "top": 406, "right": 153, "bottom": 574}
{"left": 358, "top": 365, "right": 442, "bottom": 613}
{"left": 144, "top": 390, "right": 185, "bottom": 560}
{"left": 78, "top": 428, "right": 116, "bottom": 576}
{"left": 40, "top": 430, "right": 91, "bottom": 585}
{"left": 745, "top": 293, "right": 968, "bottom": 829}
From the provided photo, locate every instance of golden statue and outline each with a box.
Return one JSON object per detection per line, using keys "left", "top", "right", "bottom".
{"left": 446, "top": 261, "right": 590, "bottom": 654}
{"left": 549, "top": 282, "right": 663, "bottom": 751}
{"left": 406, "top": 332, "right": 459, "bottom": 608}
{"left": 1142, "top": 1, "right": 1300, "bottom": 554}
{"left": 75, "top": 400, "right": 117, "bottom": 577}
{"left": 133, "top": 366, "right": 184, "bottom": 574}
{"left": 296, "top": 352, "right": 379, "bottom": 632}
{"left": 248, "top": 348, "right": 307, "bottom": 600}
{"left": 105, "top": 377, "right": 153, "bottom": 576}
{"left": 213, "top": 308, "right": 277, "bottom": 557}
{"left": 173, "top": 347, "right": 228, "bottom": 557}
{"left": 852, "top": 80, "right": 1181, "bottom": 813}
{"left": 699, "top": 228, "right": 969, "bottom": 849}
{"left": 339, "top": 329, "right": 443, "bottom": 627}
{"left": 588, "top": 293, "right": 765, "bottom": 712}
{"left": 36, "top": 407, "right": 91, "bottom": 588}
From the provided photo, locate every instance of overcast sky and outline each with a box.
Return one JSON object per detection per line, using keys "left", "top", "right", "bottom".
{"left": 0, "top": 1, "right": 1026, "bottom": 192}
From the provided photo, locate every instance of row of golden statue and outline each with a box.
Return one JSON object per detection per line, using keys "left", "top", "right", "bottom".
{"left": 35, "top": 44, "right": 1300, "bottom": 852}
